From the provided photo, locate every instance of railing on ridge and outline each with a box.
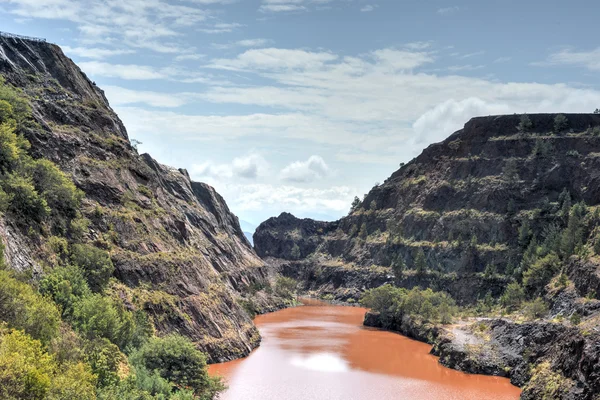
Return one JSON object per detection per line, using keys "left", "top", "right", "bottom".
{"left": 0, "top": 31, "right": 47, "bottom": 43}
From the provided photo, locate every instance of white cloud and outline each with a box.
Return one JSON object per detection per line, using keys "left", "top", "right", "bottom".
{"left": 413, "top": 97, "right": 511, "bottom": 145}
{"left": 211, "top": 39, "right": 272, "bottom": 50}
{"left": 536, "top": 47, "right": 600, "bottom": 71}
{"left": 102, "top": 86, "right": 189, "bottom": 108}
{"left": 192, "top": 154, "right": 269, "bottom": 180}
{"left": 280, "top": 156, "right": 331, "bottom": 183}
{"left": 372, "top": 48, "right": 434, "bottom": 70}
{"left": 493, "top": 56, "right": 512, "bottom": 63}
{"left": 219, "top": 183, "right": 355, "bottom": 214}
{"left": 198, "top": 22, "right": 244, "bottom": 34}
{"left": 447, "top": 64, "right": 484, "bottom": 72}
{"left": 61, "top": 45, "right": 135, "bottom": 59}
{"left": 360, "top": 4, "right": 376, "bottom": 12}
{"left": 437, "top": 6, "right": 459, "bottom": 15}
{"left": 208, "top": 48, "right": 339, "bottom": 71}
{"left": 3, "top": 0, "right": 222, "bottom": 53}
{"left": 79, "top": 61, "right": 167, "bottom": 80}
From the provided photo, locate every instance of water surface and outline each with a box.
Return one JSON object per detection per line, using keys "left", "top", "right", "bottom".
{"left": 209, "top": 299, "right": 521, "bottom": 400}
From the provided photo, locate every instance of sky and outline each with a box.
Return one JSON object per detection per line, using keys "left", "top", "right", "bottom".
{"left": 1, "top": 0, "right": 600, "bottom": 228}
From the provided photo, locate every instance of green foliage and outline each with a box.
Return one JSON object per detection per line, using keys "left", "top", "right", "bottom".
{"left": 518, "top": 219, "right": 532, "bottom": 248}
{"left": 517, "top": 114, "right": 533, "bottom": 133}
{"left": 570, "top": 313, "right": 581, "bottom": 326}
{"left": 561, "top": 202, "right": 587, "bottom": 257}
{"left": 523, "top": 254, "right": 561, "bottom": 295}
{"left": 349, "top": 196, "right": 361, "bottom": 213}
{"left": 130, "top": 335, "right": 225, "bottom": 399}
{"left": 0, "top": 99, "right": 13, "bottom": 122}
{"left": 358, "top": 222, "right": 368, "bottom": 239}
{"left": 3, "top": 173, "right": 49, "bottom": 224}
{"left": 72, "top": 294, "right": 136, "bottom": 350}
{"left": 361, "top": 284, "right": 456, "bottom": 326}
{"left": 522, "top": 297, "right": 548, "bottom": 320}
{"left": 502, "top": 159, "right": 519, "bottom": 183}
{"left": 70, "top": 244, "right": 114, "bottom": 292}
{"left": 500, "top": 282, "right": 525, "bottom": 311}
{"left": 85, "top": 338, "right": 124, "bottom": 388}
{"left": 0, "top": 121, "right": 26, "bottom": 173}
{"left": 40, "top": 265, "right": 91, "bottom": 318}
{"left": 274, "top": 276, "right": 297, "bottom": 299}
{"left": 553, "top": 114, "right": 569, "bottom": 133}
{"left": 531, "top": 139, "right": 552, "bottom": 158}
{"left": 290, "top": 244, "right": 301, "bottom": 260}
{"left": 0, "top": 328, "right": 54, "bottom": 400}
{"left": 0, "top": 270, "right": 61, "bottom": 344}
{"left": 391, "top": 255, "right": 405, "bottom": 279}
{"left": 369, "top": 200, "right": 377, "bottom": 211}
{"left": 483, "top": 263, "right": 497, "bottom": 278}
{"left": 0, "top": 328, "right": 96, "bottom": 400}
{"left": 414, "top": 248, "right": 427, "bottom": 274}
{"left": 30, "top": 159, "right": 84, "bottom": 224}
{"left": 0, "top": 77, "right": 32, "bottom": 128}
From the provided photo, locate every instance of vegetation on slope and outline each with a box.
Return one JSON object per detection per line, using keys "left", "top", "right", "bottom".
{"left": 0, "top": 78, "right": 224, "bottom": 399}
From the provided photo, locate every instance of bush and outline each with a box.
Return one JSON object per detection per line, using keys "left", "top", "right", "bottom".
{"left": 523, "top": 254, "right": 560, "bottom": 295}
{"left": 0, "top": 270, "right": 60, "bottom": 344}
{"left": 0, "top": 328, "right": 96, "bottom": 400}
{"left": 3, "top": 173, "right": 49, "bottom": 224}
{"left": 517, "top": 114, "right": 533, "bottom": 133}
{"left": 0, "top": 121, "right": 25, "bottom": 173}
{"left": 414, "top": 248, "right": 427, "bottom": 274}
{"left": 40, "top": 265, "right": 91, "bottom": 318}
{"left": 554, "top": 114, "right": 569, "bottom": 133}
{"left": 70, "top": 244, "right": 114, "bottom": 292}
{"left": 30, "top": 159, "right": 83, "bottom": 222}
{"left": 85, "top": 338, "right": 126, "bottom": 388}
{"left": 274, "top": 276, "right": 297, "bottom": 299}
{"left": 130, "top": 335, "right": 225, "bottom": 398}
{"left": 72, "top": 294, "right": 136, "bottom": 349}
{"left": 500, "top": 282, "right": 525, "bottom": 311}
{"left": 360, "top": 284, "right": 456, "bottom": 326}
{"left": 0, "top": 328, "right": 55, "bottom": 399}
{"left": 522, "top": 297, "right": 548, "bottom": 320}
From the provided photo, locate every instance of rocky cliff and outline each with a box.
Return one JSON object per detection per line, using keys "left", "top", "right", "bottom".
{"left": 0, "top": 35, "right": 281, "bottom": 363}
{"left": 255, "top": 113, "right": 600, "bottom": 303}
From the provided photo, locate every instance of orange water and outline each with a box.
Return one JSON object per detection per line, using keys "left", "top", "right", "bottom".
{"left": 209, "top": 299, "right": 521, "bottom": 400}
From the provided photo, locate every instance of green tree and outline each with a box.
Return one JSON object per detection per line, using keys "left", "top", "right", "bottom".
{"left": 3, "top": 173, "right": 49, "bottom": 224}
{"left": 72, "top": 294, "right": 136, "bottom": 349}
{"left": 554, "top": 114, "right": 569, "bottom": 133}
{"left": 414, "top": 248, "right": 427, "bottom": 274}
{"left": 502, "top": 159, "right": 519, "bottom": 183}
{"left": 518, "top": 219, "right": 532, "bottom": 248}
{"left": 523, "top": 253, "right": 561, "bottom": 294}
{"left": 391, "top": 255, "right": 405, "bottom": 279}
{"left": 349, "top": 196, "right": 361, "bottom": 213}
{"left": 39, "top": 265, "right": 91, "bottom": 318}
{"left": 0, "top": 270, "right": 60, "bottom": 344}
{"left": 517, "top": 114, "right": 533, "bottom": 133}
{"left": 130, "top": 335, "right": 224, "bottom": 399}
{"left": 500, "top": 282, "right": 525, "bottom": 311}
{"left": 70, "top": 244, "right": 114, "bottom": 292}
{"left": 0, "top": 328, "right": 54, "bottom": 400}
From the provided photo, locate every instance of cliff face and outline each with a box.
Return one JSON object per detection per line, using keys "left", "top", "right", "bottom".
{"left": 255, "top": 114, "right": 600, "bottom": 303}
{"left": 0, "top": 36, "right": 279, "bottom": 362}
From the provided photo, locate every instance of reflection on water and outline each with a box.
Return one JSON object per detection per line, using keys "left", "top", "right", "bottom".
{"left": 209, "top": 299, "right": 521, "bottom": 400}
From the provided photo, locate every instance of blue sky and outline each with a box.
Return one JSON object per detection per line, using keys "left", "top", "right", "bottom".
{"left": 1, "top": 0, "right": 599, "bottom": 227}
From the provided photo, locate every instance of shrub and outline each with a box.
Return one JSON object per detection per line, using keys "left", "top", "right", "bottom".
{"left": 554, "top": 114, "right": 569, "bottom": 133}
{"left": 46, "top": 362, "right": 97, "bottom": 400}
{"left": 30, "top": 159, "right": 83, "bottom": 221}
{"left": 0, "top": 99, "right": 13, "bottom": 122}
{"left": 501, "top": 282, "right": 525, "bottom": 311}
{"left": 502, "top": 159, "right": 519, "bottom": 183}
{"left": 70, "top": 244, "right": 114, "bottom": 292}
{"left": 274, "top": 276, "right": 297, "bottom": 299}
{"left": 0, "top": 328, "right": 55, "bottom": 399}
{"left": 0, "top": 121, "right": 24, "bottom": 173}
{"left": 523, "top": 254, "right": 560, "bottom": 295}
{"left": 517, "top": 114, "right": 533, "bottom": 133}
{"left": 570, "top": 313, "right": 581, "bottom": 325}
{"left": 39, "top": 265, "right": 91, "bottom": 318}
{"left": 72, "top": 294, "right": 135, "bottom": 349}
{"left": 523, "top": 297, "right": 548, "bottom": 320}
{"left": 3, "top": 173, "right": 49, "bottom": 224}
{"left": 130, "top": 335, "right": 225, "bottom": 398}
{"left": 0, "top": 270, "right": 60, "bottom": 344}
{"left": 415, "top": 248, "right": 427, "bottom": 274}
{"left": 85, "top": 338, "right": 126, "bottom": 388}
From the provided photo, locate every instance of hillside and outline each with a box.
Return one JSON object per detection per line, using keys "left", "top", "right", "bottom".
{"left": 0, "top": 34, "right": 293, "bottom": 399}
{"left": 256, "top": 113, "right": 600, "bottom": 302}
{"left": 255, "top": 113, "right": 600, "bottom": 399}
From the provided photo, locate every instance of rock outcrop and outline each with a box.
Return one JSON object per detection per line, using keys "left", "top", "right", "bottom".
{"left": 0, "top": 35, "right": 281, "bottom": 362}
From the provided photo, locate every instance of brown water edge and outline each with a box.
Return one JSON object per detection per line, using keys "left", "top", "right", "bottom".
{"left": 209, "top": 299, "right": 521, "bottom": 400}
